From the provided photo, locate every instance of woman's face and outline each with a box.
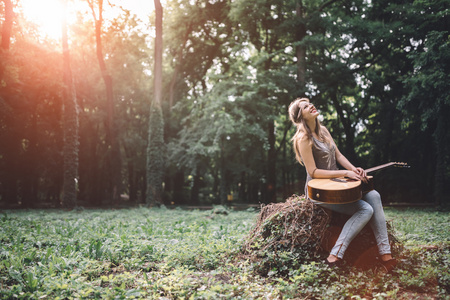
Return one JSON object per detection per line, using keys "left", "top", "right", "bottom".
{"left": 299, "top": 101, "right": 319, "bottom": 121}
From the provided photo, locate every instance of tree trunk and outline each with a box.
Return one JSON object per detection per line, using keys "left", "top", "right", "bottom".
{"left": 2, "top": 143, "right": 19, "bottom": 205}
{"left": 168, "top": 24, "right": 191, "bottom": 110}
{"left": 127, "top": 162, "right": 137, "bottom": 203}
{"left": 146, "top": 105, "right": 165, "bottom": 206}
{"left": 330, "top": 92, "right": 357, "bottom": 163}
{"left": 266, "top": 121, "right": 276, "bottom": 203}
{"left": 433, "top": 107, "right": 447, "bottom": 205}
{"left": 154, "top": 0, "right": 163, "bottom": 105}
{"left": 0, "top": 0, "right": 17, "bottom": 206}
{"left": 21, "top": 111, "right": 38, "bottom": 208}
{"left": 0, "top": 0, "right": 13, "bottom": 81}
{"left": 0, "top": 0, "right": 13, "bottom": 50}
{"left": 123, "top": 144, "right": 137, "bottom": 203}
{"left": 78, "top": 119, "right": 101, "bottom": 206}
{"left": 146, "top": 0, "right": 165, "bottom": 206}
{"left": 88, "top": 0, "right": 121, "bottom": 205}
{"left": 219, "top": 147, "right": 227, "bottom": 205}
{"left": 190, "top": 173, "right": 201, "bottom": 205}
{"left": 238, "top": 172, "right": 247, "bottom": 202}
{"left": 296, "top": 0, "right": 306, "bottom": 88}
{"left": 61, "top": 0, "right": 79, "bottom": 209}
{"left": 171, "top": 170, "right": 185, "bottom": 205}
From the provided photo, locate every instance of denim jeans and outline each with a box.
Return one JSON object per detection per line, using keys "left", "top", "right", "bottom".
{"left": 316, "top": 190, "right": 392, "bottom": 259}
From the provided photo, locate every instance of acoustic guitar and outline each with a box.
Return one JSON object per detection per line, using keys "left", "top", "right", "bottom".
{"left": 307, "top": 162, "right": 408, "bottom": 204}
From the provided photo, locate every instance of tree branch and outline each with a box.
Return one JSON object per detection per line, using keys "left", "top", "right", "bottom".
{"left": 318, "top": 0, "right": 343, "bottom": 12}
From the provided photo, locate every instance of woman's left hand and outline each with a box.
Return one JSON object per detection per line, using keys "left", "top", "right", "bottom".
{"left": 352, "top": 167, "right": 368, "bottom": 183}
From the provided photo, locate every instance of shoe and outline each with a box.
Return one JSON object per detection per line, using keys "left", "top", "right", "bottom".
{"left": 380, "top": 258, "right": 397, "bottom": 273}
{"left": 324, "top": 258, "right": 344, "bottom": 268}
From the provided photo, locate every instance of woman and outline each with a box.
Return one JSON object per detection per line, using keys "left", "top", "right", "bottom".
{"left": 288, "top": 97, "right": 396, "bottom": 270}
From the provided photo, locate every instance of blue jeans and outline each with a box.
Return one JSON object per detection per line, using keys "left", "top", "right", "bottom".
{"left": 316, "top": 190, "right": 391, "bottom": 259}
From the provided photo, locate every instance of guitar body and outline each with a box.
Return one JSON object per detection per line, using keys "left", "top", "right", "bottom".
{"left": 306, "top": 162, "right": 407, "bottom": 204}
{"left": 308, "top": 176, "right": 373, "bottom": 204}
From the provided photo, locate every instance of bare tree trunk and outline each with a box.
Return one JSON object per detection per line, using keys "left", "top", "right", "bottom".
{"left": 1, "top": 0, "right": 13, "bottom": 49}
{"left": 296, "top": 0, "right": 306, "bottom": 88}
{"left": 123, "top": 143, "right": 137, "bottom": 203}
{"left": 433, "top": 108, "right": 447, "bottom": 205}
{"left": 21, "top": 110, "right": 39, "bottom": 208}
{"left": 0, "top": 0, "right": 20, "bottom": 206}
{"left": 88, "top": 0, "right": 121, "bottom": 205}
{"left": 168, "top": 24, "right": 192, "bottom": 110}
{"left": 153, "top": 0, "right": 163, "bottom": 108}
{"left": 266, "top": 121, "right": 276, "bottom": 203}
{"left": 330, "top": 92, "right": 358, "bottom": 163}
{"left": 0, "top": 0, "right": 13, "bottom": 80}
{"left": 190, "top": 174, "right": 201, "bottom": 205}
{"left": 146, "top": 0, "right": 165, "bottom": 206}
{"left": 61, "top": 0, "right": 79, "bottom": 209}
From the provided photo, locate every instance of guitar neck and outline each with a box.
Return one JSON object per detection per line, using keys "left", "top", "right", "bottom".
{"left": 365, "top": 162, "right": 397, "bottom": 174}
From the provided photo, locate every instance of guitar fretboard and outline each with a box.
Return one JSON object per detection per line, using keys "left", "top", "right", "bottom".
{"left": 366, "top": 162, "right": 408, "bottom": 174}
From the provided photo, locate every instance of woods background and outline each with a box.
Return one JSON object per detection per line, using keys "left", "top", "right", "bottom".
{"left": 0, "top": 0, "right": 448, "bottom": 208}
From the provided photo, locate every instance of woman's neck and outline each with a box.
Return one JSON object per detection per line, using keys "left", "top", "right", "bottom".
{"left": 306, "top": 119, "right": 317, "bottom": 133}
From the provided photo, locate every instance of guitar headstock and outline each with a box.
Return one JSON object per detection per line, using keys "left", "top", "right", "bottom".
{"left": 393, "top": 162, "right": 409, "bottom": 168}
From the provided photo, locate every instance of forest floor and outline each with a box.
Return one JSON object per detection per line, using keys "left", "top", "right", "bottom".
{"left": 0, "top": 205, "right": 448, "bottom": 299}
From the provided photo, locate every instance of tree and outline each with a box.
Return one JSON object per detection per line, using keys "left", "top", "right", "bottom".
{"left": 146, "top": 0, "right": 165, "bottom": 206}
{"left": 402, "top": 30, "right": 450, "bottom": 204}
{"left": 105, "top": 11, "right": 151, "bottom": 204}
{"left": 61, "top": 0, "right": 79, "bottom": 209}
{"left": 87, "top": 0, "right": 122, "bottom": 205}
{"left": 0, "top": 0, "right": 18, "bottom": 205}
{"left": 161, "top": 0, "right": 237, "bottom": 205}
{"left": 229, "top": 0, "right": 292, "bottom": 203}
{"left": 0, "top": 6, "right": 68, "bottom": 207}
{"left": 0, "top": 0, "right": 12, "bottom": 79}
{"left": 169, "top": 68, "right": 269, "bottom": 204}
{"left": 1, "top": 0, "right": 447, "bottom": 207}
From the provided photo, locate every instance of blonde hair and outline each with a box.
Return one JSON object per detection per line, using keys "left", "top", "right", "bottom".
{"left": 288, "top": 97, "right": 331, "bottom": 165}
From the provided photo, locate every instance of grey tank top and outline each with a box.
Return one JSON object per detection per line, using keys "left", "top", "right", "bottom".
{"left": 304, "top": 137, "right": 338, "bottom": 197}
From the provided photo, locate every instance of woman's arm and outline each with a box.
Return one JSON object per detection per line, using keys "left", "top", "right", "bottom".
{"left": 325, "top": 128, "right": 368, "bottom": 182}
{"left": 298, "top": 136, "right": 348, "bottom": 179}
{"left": 299, "top": 128, "right": 367, "bottom": 181}
{"left": 335, "top": 147, "right": 368, "bottom": 182}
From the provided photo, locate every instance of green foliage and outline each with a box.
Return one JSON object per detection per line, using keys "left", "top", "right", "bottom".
{"left": 384, "top": 208, "right": 450, "bottom": 245}
{"left": 0, "top": 208, "right": 254, "bottom": 298}
{"left": 0, "top": 208, "right": 448, "bottom": 299}
{"left": 169, "top": 67, "right": 272, "bottom": 202}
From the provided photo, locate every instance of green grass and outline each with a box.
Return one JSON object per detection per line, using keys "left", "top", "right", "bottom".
{"left": 0, "top": 206, "right": 448, "bottom": 299}
{"left": 384, "top": 207, "right": 450, "bottom": 246}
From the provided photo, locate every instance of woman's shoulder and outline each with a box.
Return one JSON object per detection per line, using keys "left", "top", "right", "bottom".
{"left": 297, "top": 133, "right": 313, "bottom": 147}
{"left": 320, "top": 125, "right": 333, "bottom": 138}
{"left": 297, "top": 132, "right": 309, "bottom": 142}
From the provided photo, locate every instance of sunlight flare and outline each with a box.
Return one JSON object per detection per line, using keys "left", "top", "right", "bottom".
{"left": 20, "top": 0, "right": 67, "bottom": 40}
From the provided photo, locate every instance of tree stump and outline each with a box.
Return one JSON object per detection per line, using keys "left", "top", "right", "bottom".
{"left": 243, "top": 195, "right": 401, "bottom": 274}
